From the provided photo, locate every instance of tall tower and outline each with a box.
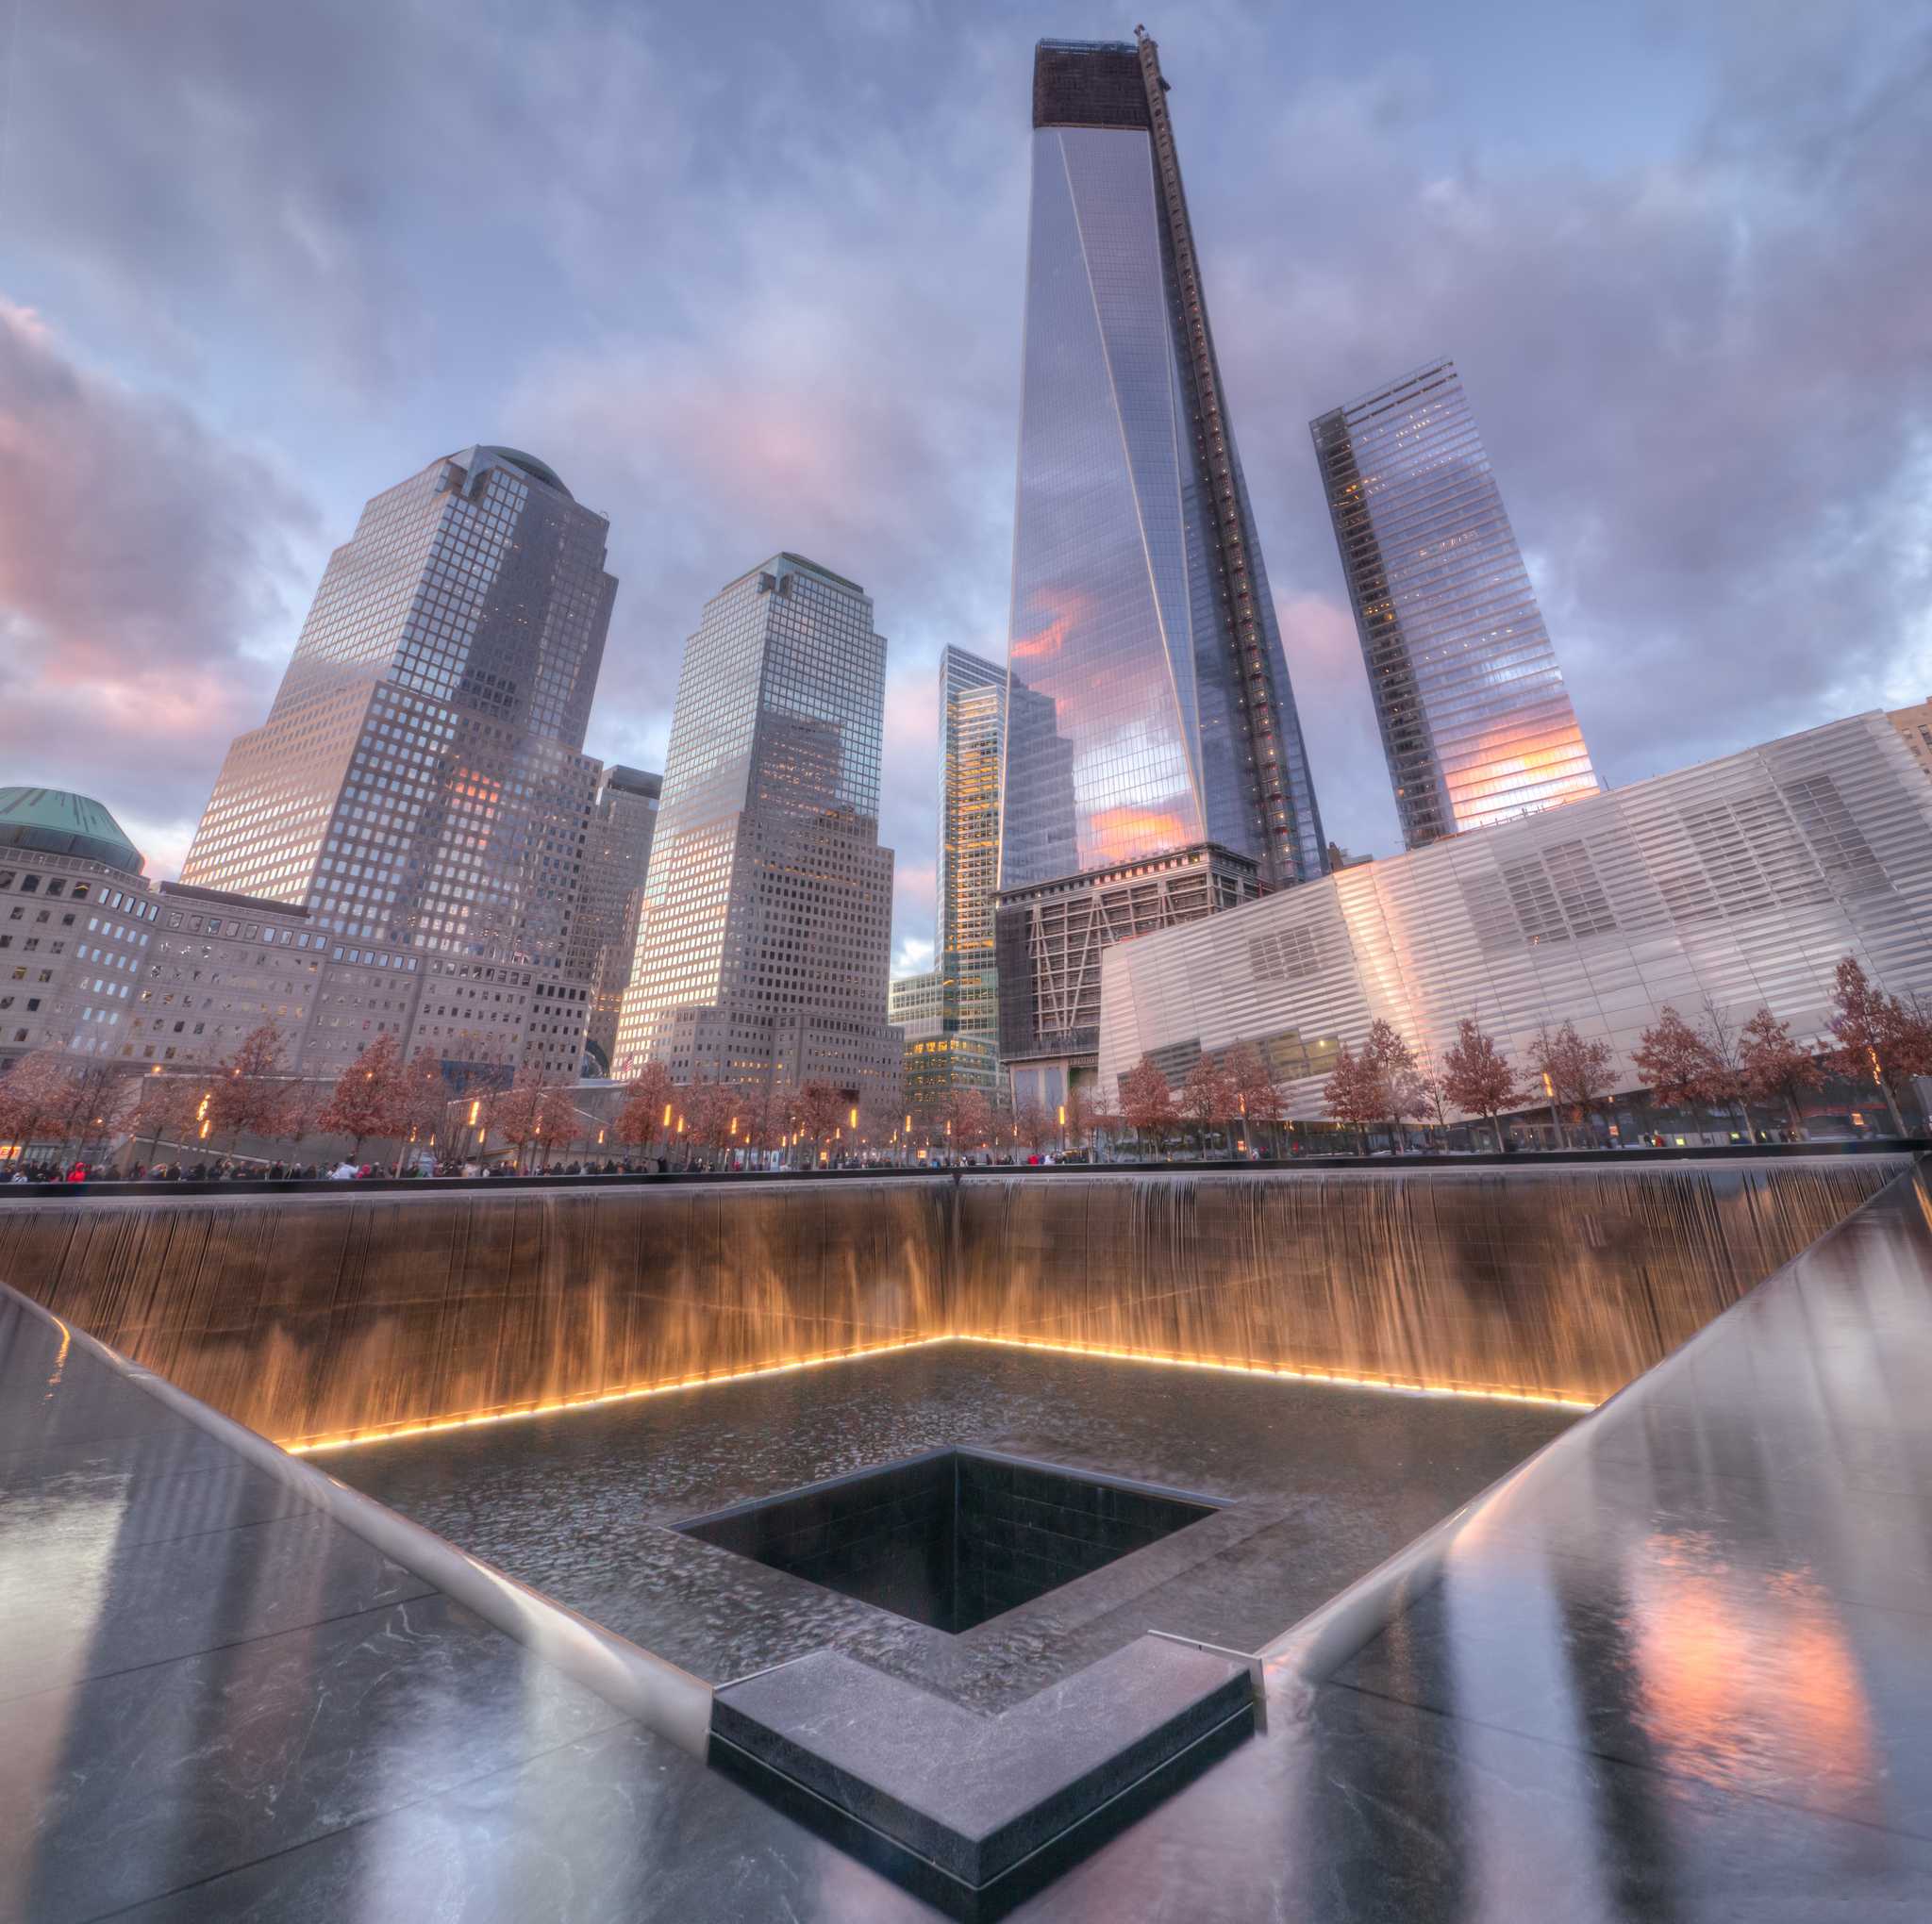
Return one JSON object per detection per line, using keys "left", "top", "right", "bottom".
{"left": 1003, "top": 33, "right": 1324, "bottom": 896}
{"left": 1312, "top": 360, "right": 1599, "bottom": 848}
{"left": 615, "top": 555, "right": 899, "bottom": 1113}
{"left": 572, "top": 765, "right": 661, "bottom": 1076}
{"left": 936, "top": 647, "right": 1007, "bottom": 967}
{"left": 180, "top": 446, "right": 615, "bottom": 1084}
{"left": 890, "top": 646, "right": 1007, "bottom": 1117}
{"left": 996, "top": 31, "right": 1319, "bottom": 1110}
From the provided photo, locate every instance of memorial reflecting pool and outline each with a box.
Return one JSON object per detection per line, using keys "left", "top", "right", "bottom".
{"left": 4, "top": 1154, "right": 1930, "bottom": 1919}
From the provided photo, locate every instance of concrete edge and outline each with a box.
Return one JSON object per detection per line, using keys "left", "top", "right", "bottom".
{"left": 1255, "top": 1155, "right": 1929, "bottom": 1684}
{"left": 0, "top": 1279, "right": 715, "bottom": 1760}
{"left": 0, "top": 1140, "right": 1919, "bottom": 1202}
{"left": 711, "top": 1637, "right": 1252, "bottom": 1887}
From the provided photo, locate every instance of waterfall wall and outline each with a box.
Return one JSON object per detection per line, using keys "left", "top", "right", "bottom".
{"left": 0, "top": 1182, "right": 950, "bottom": 1447}
{"left": 952, "top": 1162, "right": 1902, "bottom": 1403}
{"left": 0, "top": 1159, "right": 1902, "bottom": 1446}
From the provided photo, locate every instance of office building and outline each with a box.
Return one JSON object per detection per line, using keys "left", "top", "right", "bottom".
{"left": 1888, "top": 699, "right": 1932, "bottom": 786}
{"left": 892, "top": 646, "right": 1008, "bottom": 1114}
{"left": 1097, "top": 713, "right": 1932, "bottom": 1121}
{"left": 1, "top": 785, "right": 426, "bottom": 1082}
{"left": 574, "top": 765, "right": 661, "bottom": 1075}
{"left": 1311, "top": 360, "right": 1598, "bottom": 848}
{"left": 937, "top": 647, "right": 1007, "bottom": 962}
{"left": 1004, "top": 32, "right": 1324, "bottom": 893}
{"left": 180, "top": 446, "right": 614, "bottom": 1084}
{"left": 1000, "top": 844, "right": 1264, "bottom": 1107}
{"left": 890, "top": 966, "right": 1001, "bottom": 1117}
{"left": 997, "top": 32, "right": 1324, "bottom": 1108}
{"left": 615, "top": 556, "right": 900, "bottom": 1113}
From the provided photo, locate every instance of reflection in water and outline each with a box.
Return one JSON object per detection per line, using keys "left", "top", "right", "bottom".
{"left": 43, "top": 1317, "right": 70, "bottom": 1400}
{"left": 1629, "top": 1535, "right": 1879, "bottom": 1818}
{"left": 1445, "top": 1513, "right": 1612, "bottom": 1919}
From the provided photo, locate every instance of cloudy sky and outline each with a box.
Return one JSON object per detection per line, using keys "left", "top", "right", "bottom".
{"left": 2, "top": 0, "right": 1927, "bottom": 976}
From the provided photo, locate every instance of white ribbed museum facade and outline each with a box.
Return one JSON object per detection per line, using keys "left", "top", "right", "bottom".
{"left": 1097, "top": 714, "right": 1932, "bottom": 1117}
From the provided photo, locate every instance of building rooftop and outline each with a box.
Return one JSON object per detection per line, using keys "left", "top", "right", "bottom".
{"left": 1033, "top": 37, "right": 1151, "bottom": 131}
{"left": 0, "top": 785, "right": 143, "bottom": 873}
{"left": 605, "top": 765, "right": 664, "bottom": 799}
{"left": 477, "top": 445, "right": 573, "bottom": 500}
{"left": 774, "top": 552, "right": 866, "bottom": 596}
{"left": 158, "top": 877, "right": 311, "bottom": 918}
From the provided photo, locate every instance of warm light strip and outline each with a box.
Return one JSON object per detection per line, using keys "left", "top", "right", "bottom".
{"left": 957, "top": 1335, "right": 1598, "bottom": 1411}
{"left": 283, "top": 1335, "right": 956, "bottom": 1455}
{"left": 283, "top": 1330, "right": 1595, "bottom": 1455}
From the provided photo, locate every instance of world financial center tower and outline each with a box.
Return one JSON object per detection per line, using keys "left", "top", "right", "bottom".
{"left": 997, "top": 32, "right": 1324, "bottom": 1108}
{"left": 615, "top": 556, "right": 900, "bottom": 1112}
{"left": 181, "top": 446, "right": 615, "bottom": 1085}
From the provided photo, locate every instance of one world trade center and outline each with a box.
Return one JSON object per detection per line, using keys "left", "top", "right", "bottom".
{"left": 996, "top": 31, "right": 1325, "bottom": 1109}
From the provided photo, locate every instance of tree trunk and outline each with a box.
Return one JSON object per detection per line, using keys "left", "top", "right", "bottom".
{"left": 1732, "top": 1100, "right": 1756, "bottom": 1145}
{"left": 1546, "top": 1098, "right": 1563, "bottom": 1148}
{"left": 1878, "top": 1074, "right": 1907, "bottom": 1137}
{"left": 1783, "top": 1090, "right": 1806, "bottom": 1141}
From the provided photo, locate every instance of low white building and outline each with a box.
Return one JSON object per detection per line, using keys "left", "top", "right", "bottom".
{"left": 1097, "top": 713, "right": 1932, "bottom": 1118}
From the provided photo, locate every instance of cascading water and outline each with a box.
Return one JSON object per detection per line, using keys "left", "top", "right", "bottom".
{"left": 0, "top": 1158, "right": 1901, "bottom": 1446}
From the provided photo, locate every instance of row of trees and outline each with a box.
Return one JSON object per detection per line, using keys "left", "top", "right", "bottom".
{"left": 7, "top": 952, "right": 1927, "bottom": 1171}
{"left": 605, "top": 1062, "right": 869, "bottom": 1168}
{"left": 1113, "top": 1044, "right": 1285, "bottom": 1156}
{"left": 1298, "top": 956, "right": 1928, "bottom": 1153}
{"left": 0, "top": 1026, "right": 512, "bottom": 1171}
{"left": 1084, "top": 955, "right": 1931, "bottom": 1159}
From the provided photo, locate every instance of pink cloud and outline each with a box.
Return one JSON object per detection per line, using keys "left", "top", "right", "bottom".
{"left": 0, "top": 303, "right": 314, "bottom": 861}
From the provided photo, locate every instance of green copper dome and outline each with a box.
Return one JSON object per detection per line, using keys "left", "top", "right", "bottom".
{"left": 0, "top": 787, "right": 143, "bottom": 873}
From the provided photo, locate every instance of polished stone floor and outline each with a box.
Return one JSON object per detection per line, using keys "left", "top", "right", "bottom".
{"left": 338, "top": 1344, "right": 1576, "bottom": 1713}
{"left": 3, "top": 1165, "right": 1930, "bottom": 1919}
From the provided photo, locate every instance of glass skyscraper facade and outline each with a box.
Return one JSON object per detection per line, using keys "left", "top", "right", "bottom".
{"left": 1311, "top": 359, "right": 1599, "bottom": 849}
{"left": 181, "top": 446, "right": 613, "bottom": 1084}
{"left": 615, "top": 555, "right": 899, "bottom": 1110}
{"left": 571, "top": 764, "right": 660, "bottom": 1077}
{"left": 1001, "top": 33, "right": 1325, "bottom": 898}
{"left": 995, "top": 32, "right": 1322, "bottom": 1110}
{"left": 937, "top": 647, "right": 1008, "bottom": 963}
{"left": 891, "top": 646, "right": 1006, "bottom": 1116}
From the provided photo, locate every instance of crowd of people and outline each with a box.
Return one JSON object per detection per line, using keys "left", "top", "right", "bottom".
{"left": 1, "top": 1154, "right": 683, "bottom": 1185}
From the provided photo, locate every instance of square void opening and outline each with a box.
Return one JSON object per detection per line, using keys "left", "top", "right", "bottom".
{"left": 676, "top": 1449, "right": 1217, "bottom": 1634}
